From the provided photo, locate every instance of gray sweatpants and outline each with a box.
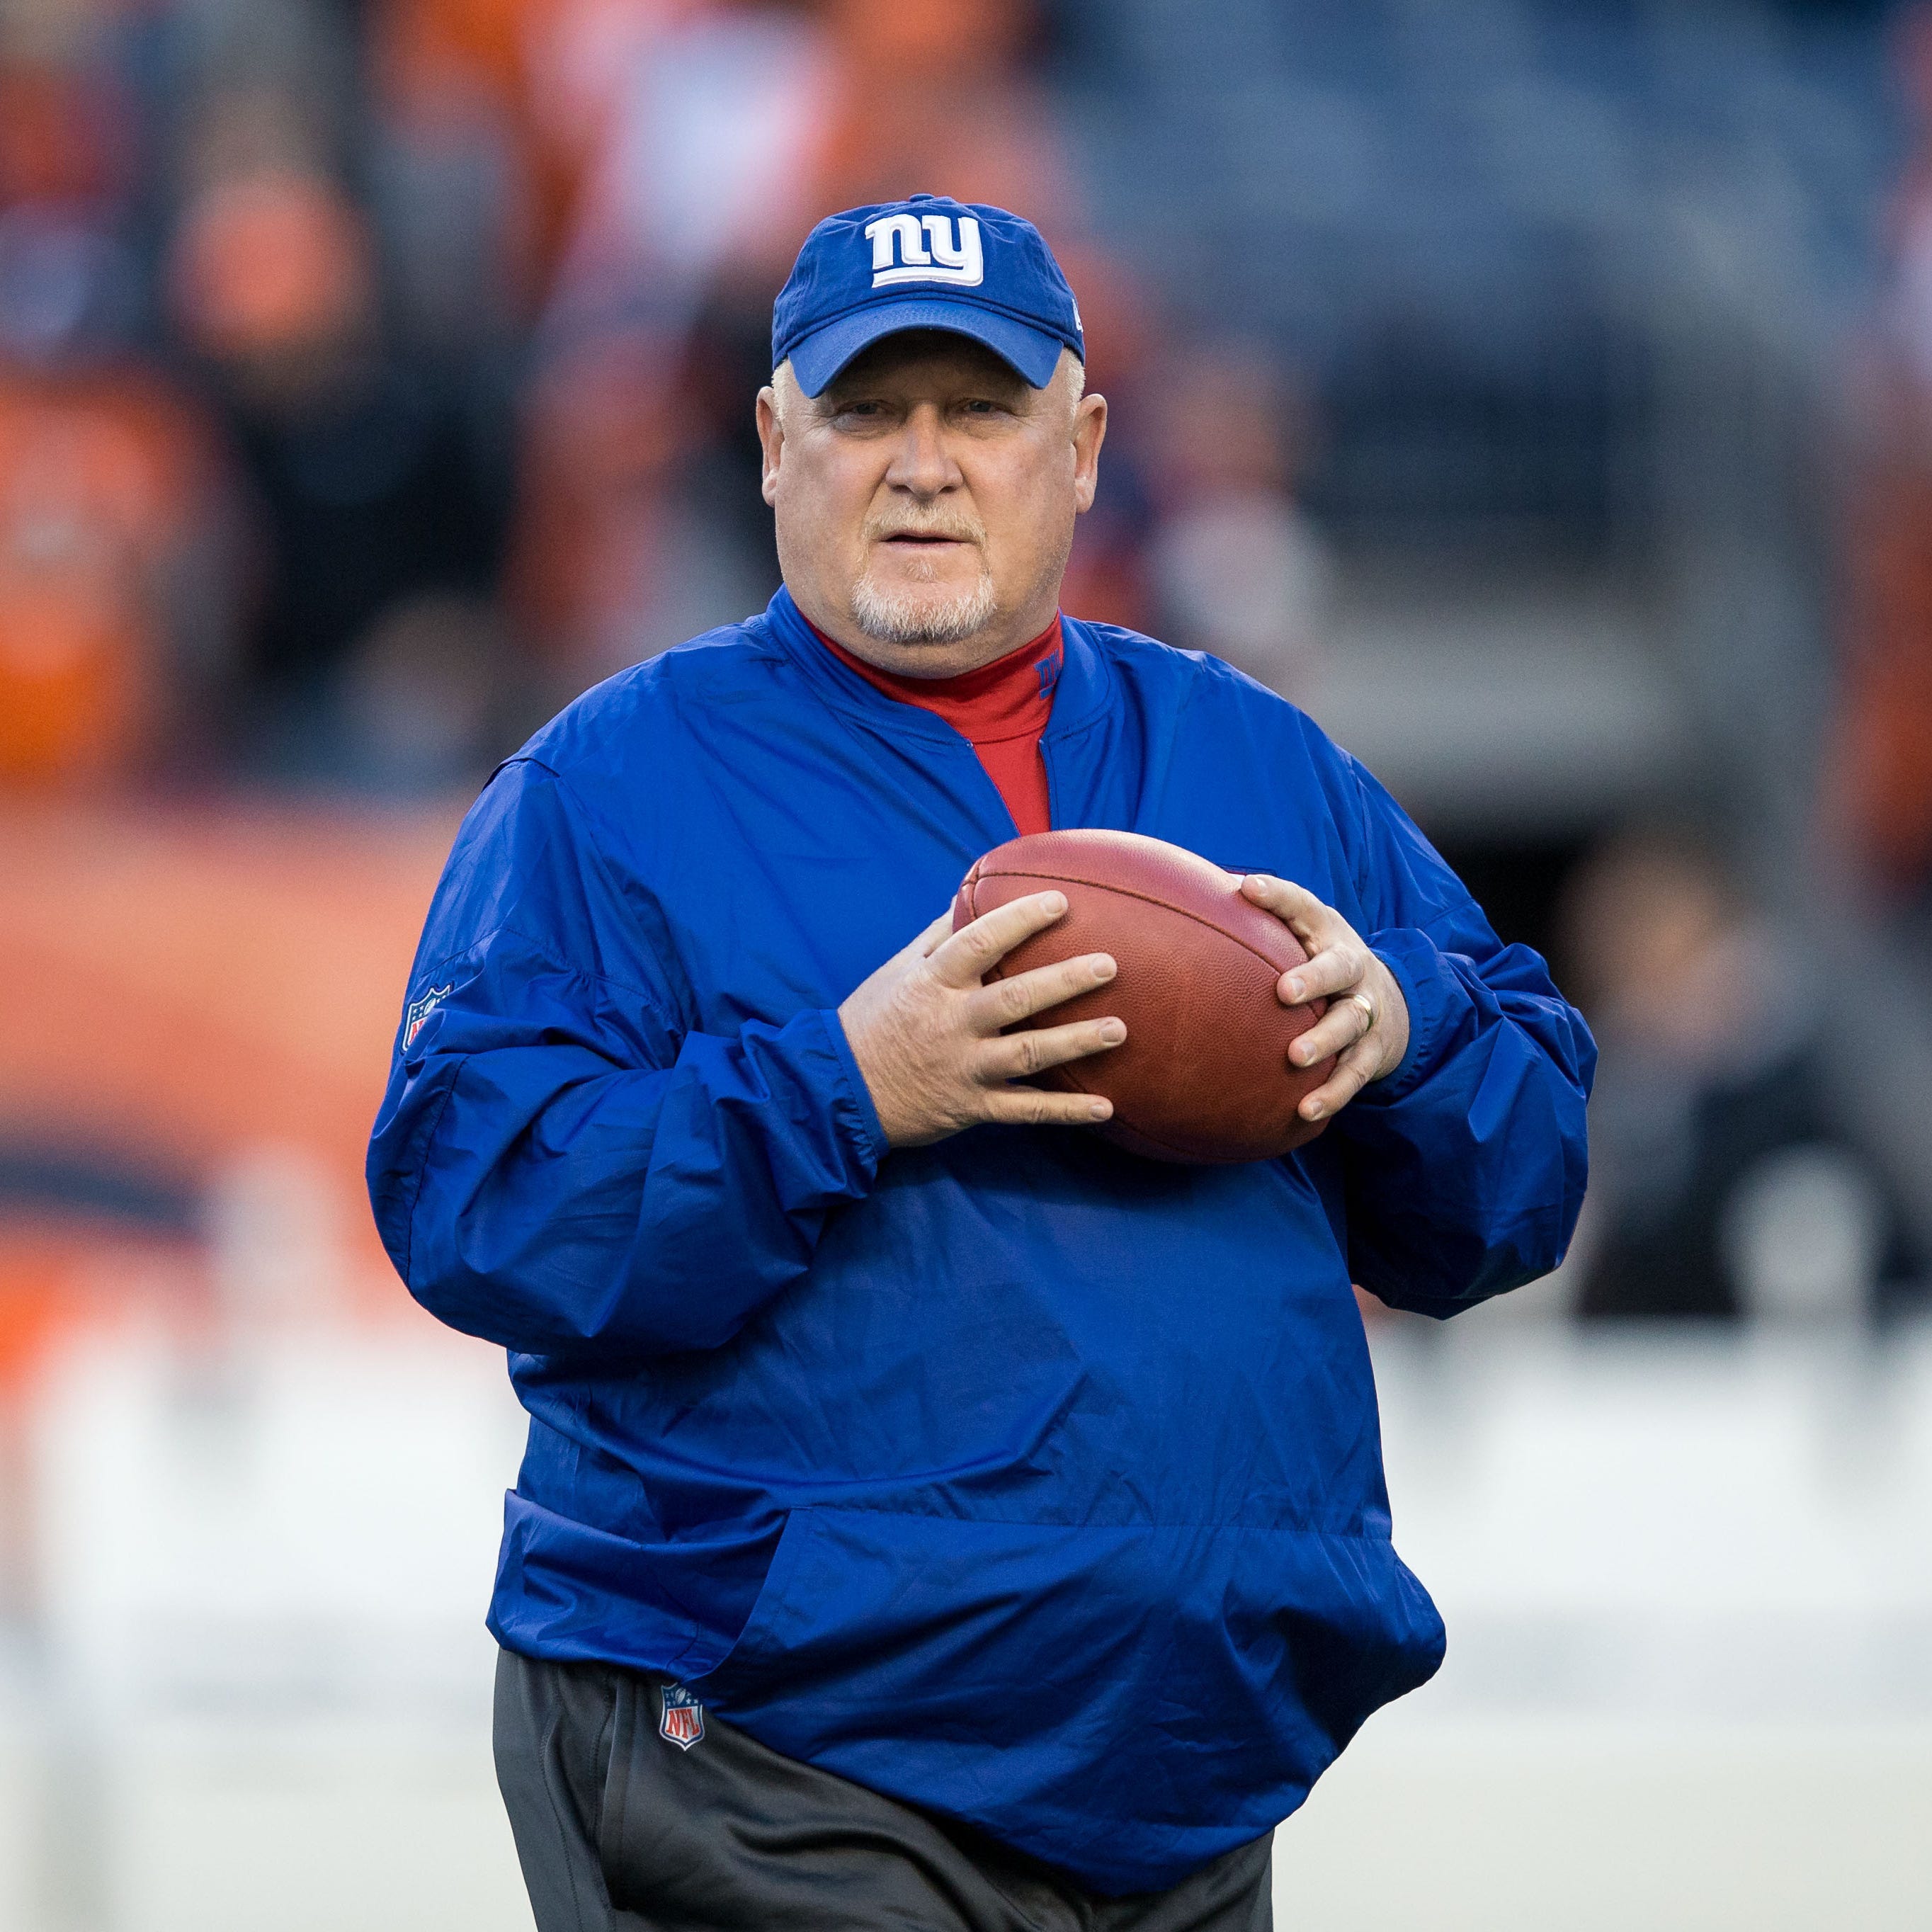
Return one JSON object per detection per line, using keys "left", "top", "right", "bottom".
{"left": 494, "top": 1649, "right": 1274, "bottom": 1932}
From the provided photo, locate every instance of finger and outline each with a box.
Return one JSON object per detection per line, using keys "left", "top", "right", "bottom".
{"left": 968, "top": 951, "right": 1117, "bottom": 1032}
{"left": 929, "top": 891, "right": 1067, "bottom": 989}
{"left": 1287, "top": 996, "right": 1373, "bottom": 1069}
{"left": 1277, "top": 942, "right": 1366, "bottom": 1008}
{"left": 1299, "top": 1036, "right": 1381, "bottom": 1122}
{"left": 915, "top": 909, "right": 958, "bottom": 958}
{"left": 1240, "top": 873, "right": 1337, "bottom": 953}
{"left": 981, "top": 1016, "right": 1126, "bottom": 1082}
{"left": 979, "top": 1084, "right": 1115, "bottom": 1127}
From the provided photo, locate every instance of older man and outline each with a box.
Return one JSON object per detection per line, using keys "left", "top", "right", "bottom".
{"left": 369, "top": 197, "right": 1594, "bottom": 1931}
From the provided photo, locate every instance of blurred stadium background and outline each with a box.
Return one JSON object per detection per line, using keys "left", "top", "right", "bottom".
{"left": 1, "top": 0, "right": 1930, "bottom": 1925}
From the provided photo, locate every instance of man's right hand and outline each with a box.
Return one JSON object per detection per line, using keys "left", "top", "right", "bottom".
{"left": 838, "top": 892, "right": 1125, "bottom": 1149}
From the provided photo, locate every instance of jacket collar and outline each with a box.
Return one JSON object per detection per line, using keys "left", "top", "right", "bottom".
{"left": 762, "top": 584, "right": 1113, "bottom": 744}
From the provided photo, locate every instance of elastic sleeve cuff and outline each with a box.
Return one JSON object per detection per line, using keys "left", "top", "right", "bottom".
{"left": 725, "top": 1006, "right": 890, "bottom": 1211}
{"left": 1356, "top": 926, "right": 1461, "bottom": 1105}
{"left": 811, "top": 1006, "right": 892, "bottom": 1173}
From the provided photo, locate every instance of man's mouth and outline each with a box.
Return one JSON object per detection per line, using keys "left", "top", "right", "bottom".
{"left": 880, "top": 533, "right": 967, "bottom": 546}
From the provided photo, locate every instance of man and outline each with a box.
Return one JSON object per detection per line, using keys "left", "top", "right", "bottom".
{"left": 369, "top": 195, "right": 1595, "bottom": 1930}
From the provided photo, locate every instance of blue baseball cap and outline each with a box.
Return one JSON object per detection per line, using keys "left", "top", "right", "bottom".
{"left": 772, "top": 194, "right": 1084, "bottom": 397}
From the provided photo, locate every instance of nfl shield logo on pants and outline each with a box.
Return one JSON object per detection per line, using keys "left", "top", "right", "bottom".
{"left": 659, "top": 1683, "right": 705, "bottom": 1750}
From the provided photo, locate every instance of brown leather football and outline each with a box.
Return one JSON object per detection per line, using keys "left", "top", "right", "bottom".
{"left": 952, "top": 829, "right": 1334, "bottom": 1164}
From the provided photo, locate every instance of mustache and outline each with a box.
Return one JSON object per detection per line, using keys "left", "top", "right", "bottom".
{"left": 865, "top": 514, "right": 986, "bottom": 545}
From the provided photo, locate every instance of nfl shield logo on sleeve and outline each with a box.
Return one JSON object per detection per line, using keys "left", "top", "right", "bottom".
{"left": 403, "top": 984, "right": 452, "bottom": 1050}
{"left": 659, "top": 1683, "right": 705, "bottom": 1750}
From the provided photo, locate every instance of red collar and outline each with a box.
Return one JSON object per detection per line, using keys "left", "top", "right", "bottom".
{"left": 807, "top": 616, "right": 1064, "bottom": 746}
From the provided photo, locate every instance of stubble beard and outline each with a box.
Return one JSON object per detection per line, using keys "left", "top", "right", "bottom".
{"left": 849, "top": 551, "right": 1000, "bottom": 647}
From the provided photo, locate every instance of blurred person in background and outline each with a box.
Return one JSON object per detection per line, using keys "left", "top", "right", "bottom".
{"left": 165, "top": 85, "right": 511, "bottom": 775}
{"left": 1147, "top": 341, "right": 1331, "bottom": 702}
{"left": 0, "top": 1, "right": 240, "bottom": 789}
{"left": 372, "top": 0, "right": 740, "bottom": 322}
{"left": 1559, "top": 827, "right": 1916, "bottom": 1323}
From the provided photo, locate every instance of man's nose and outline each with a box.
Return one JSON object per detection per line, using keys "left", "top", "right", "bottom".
{"left": 884, "top": 404, "right": 961, "bottom": 499}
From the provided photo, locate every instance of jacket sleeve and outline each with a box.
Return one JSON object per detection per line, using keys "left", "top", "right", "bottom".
{"left": 1330, "top": 756, "right": 1597, "bottom": 1317}
{"left": 366, "top": 758, "right": 887, "bottom": 1358}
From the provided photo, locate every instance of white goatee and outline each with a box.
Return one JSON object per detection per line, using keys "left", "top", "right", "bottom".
{"left": 849, "top": 569, "right": 999, "bottom": 647}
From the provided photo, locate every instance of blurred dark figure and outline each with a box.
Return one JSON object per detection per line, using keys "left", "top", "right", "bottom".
{"left": 1559, "top": 830, "right": 1916, "bottom": 1322}
{"left": 1147, "top": 342, "right": 1330, "bottom": 700}
{"left": 165, "top": 112, "right": 510, "bottom": 764}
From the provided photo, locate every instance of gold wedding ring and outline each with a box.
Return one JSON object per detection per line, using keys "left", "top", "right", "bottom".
{"left": 1345, "top": 990, "right": 1377, "bottom": 1030}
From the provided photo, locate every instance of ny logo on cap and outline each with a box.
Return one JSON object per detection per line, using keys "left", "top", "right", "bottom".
{"left": 864, "top": 212, "right": 984, "bottom": 289}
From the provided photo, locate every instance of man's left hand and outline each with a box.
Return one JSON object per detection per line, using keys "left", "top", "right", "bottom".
{"left": 1239, "top": 875, "right": 1411, "bottom": 1123}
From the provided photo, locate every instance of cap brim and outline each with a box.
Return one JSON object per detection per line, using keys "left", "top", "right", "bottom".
{"left": 786, "top": 297, "right": 1069, "bottom": 396}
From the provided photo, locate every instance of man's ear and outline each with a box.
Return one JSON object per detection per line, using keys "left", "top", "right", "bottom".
{"left": 1071, "top": 392, "right": 1108, "bottom": 514}
{"left": 756, "top": 385, "right": 783, "bottom": 505}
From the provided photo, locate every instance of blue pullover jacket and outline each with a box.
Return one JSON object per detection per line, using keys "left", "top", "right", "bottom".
{"left": 368, "top": 586, "right": 1594, "bottom": 1893}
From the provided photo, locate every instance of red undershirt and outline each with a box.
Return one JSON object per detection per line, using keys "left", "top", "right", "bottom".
{"left": 809, "top": 616, "right": 1063, "bottom": 836}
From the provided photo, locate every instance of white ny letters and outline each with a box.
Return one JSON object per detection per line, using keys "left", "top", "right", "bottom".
{"left": 864, "top": 212, "right": 985, "bottom": 288}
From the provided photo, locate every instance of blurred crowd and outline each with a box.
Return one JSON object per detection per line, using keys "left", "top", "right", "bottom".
{"left": 0, "top": 0, "right": 1928, "bottom": 1374}
{"left": 0, "top": 0, "right": 1331, "bottom": 799}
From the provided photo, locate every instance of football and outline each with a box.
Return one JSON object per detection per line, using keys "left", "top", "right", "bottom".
{"left": 952, "top": 829, "right": 1335, "bottom": 1164}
